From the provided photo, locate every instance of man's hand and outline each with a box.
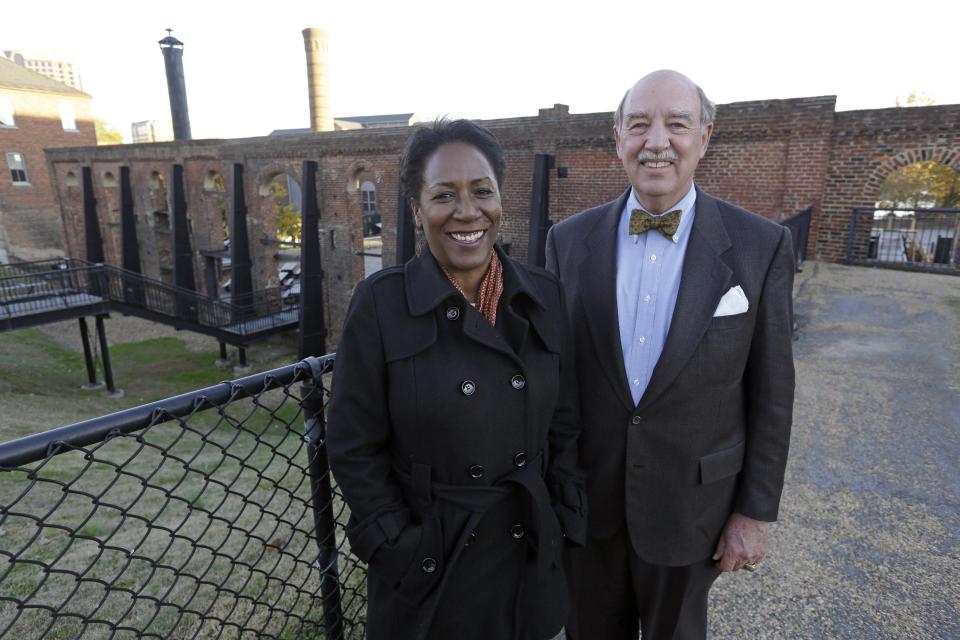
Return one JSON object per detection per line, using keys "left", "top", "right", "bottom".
{"left": 712, "top": 512, "right": 769, "bottom": 572}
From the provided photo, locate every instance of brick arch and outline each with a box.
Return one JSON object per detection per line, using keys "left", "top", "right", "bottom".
{"left": 254, "top": 162, "right": 302, "bottom": 197}
{"left": 345, "top": 159, "right": 378, "bottom": 194}
{"left": 861, "top": 146, "right": 960, "bottom": 203}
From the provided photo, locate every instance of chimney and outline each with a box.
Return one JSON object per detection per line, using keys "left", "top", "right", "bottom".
{"left": 302, "top": 28, "right": 333, "bottom": 132}
{"left": 158, "top": 29, "right": 192, "bottom": 140}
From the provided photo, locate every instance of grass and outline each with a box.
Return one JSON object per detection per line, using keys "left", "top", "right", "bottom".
{"left": 0, "top": 326, "right": 369, "bottom": 639}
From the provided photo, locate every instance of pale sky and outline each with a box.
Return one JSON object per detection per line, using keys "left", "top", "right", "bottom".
{"left": 3, "top": 0, "right": 958, "bottom": 142}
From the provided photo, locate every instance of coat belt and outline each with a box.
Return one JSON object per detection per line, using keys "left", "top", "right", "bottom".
{"left": 393, "top": 451, "right": 559, "bottom": 639}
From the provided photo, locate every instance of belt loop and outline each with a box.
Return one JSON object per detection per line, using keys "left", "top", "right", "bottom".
{"left": 412, "top": 462, "right": 433, "bottom": 506}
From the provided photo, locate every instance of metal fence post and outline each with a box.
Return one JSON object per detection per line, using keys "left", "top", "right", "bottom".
{"left": 302, "top": 360, "right": 344, "bottom": 639}
{"left": 845, "top": 209, "right": 859, "bottom": 264}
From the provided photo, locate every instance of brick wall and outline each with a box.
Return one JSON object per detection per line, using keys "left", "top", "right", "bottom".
{"left": 0, "top": 87, "right": 96, "bottom": 260}
{"left": 45, "top": 97, "right": 960, "bottom": 347}
{"left": 817, "top": 105, "right": 960, "bottom": 262}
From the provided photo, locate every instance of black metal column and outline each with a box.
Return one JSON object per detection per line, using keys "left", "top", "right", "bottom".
{"left": 299, "top": 160, "right": 327, "bottom": 359}
{"left": 527, "top": 154, "right": 554, "bottom": 268}
{"left": 120, "top": 166, "right": 141, "bottom": 274}
{"left": 302, "top": 359, "right": 344, "bottom": 640}
{"left": 119, "top": 166, "right": 144, "bottom": 306}
{"left": 94, "top": 314, "right": 119, "bottom": 396}
{"left": 396, "top": 167, "right": 416, "bottom": 264}
{"left": 78, "top": 317, "right": 100, "bottom": 389}
{"left": 82, "top": 167, "right": 105, "bottom": 264}
{"left": 230, "top": 163, "right": 254, "bottom": 312}
{"left": 171, "top": 164, "right": 197, "bottom": 322}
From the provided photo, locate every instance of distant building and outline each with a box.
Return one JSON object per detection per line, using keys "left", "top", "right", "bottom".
{"left": 2, "top": 49, "right": 83, "bottom": 92}
{"left": 131, "top": 120, "right": 174, "bottom": 143}
{"left": 269, "top": 112, "right": 421, "bottom": 136}
{"left": 0, "top": 57, "right": 95, "bottom": 261}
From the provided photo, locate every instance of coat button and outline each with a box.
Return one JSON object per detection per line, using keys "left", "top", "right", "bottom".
{"left": 465, "top": 528, "right": 479, "bottom": 547}
{"left": 513, "top": 452, "right": 527, "bottom": 468}
{"left": 421, "top": 557, "right": 438, "bottom": 573}
{"left": 469, "top": 464, "right": 486, "bottom": 479}
{"left": 511, "top": 524, "right": 525, "bottom": 540}
{"left": 461, "top": 380, "right": 477, "bottom": 396}
{"left": 446, "top": 307, "right": 460, "bottom": 321}
{"left": 510, "top": 374, "right": 526, "bottom": 390}
{"left": 631, "top": 415, "right": 642, "bottom": 425}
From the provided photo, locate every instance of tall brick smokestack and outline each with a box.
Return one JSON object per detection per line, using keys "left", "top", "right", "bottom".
{"left": 302, "top": 28, "right": 333, "bottom": 132}
{"left": 158, "top": 29, "right": 192, "bottom": 140}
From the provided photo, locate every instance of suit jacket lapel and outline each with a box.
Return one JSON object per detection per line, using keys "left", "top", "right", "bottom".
{"left": 638, "top": 189, "right": 733, "bottom": 412}
{"left": 580, "top": 189, "right": 635, "bottom": 413}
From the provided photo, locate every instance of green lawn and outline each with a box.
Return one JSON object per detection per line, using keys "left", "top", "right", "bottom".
{"left": 0, "top": 328, "right": 365, "bottom": 639}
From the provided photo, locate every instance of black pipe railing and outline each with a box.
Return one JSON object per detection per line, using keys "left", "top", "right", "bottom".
{"left": 0, "top": 355, "right": 367, "bottom": 639}
{"left": 781, "top": 206, "right": 812, "bottom": 272}
{"left": 0, "top": 259, "right": 299, "bottom": 337}
{"left": 846, "top": 207, "right": 960, "bottom": 274}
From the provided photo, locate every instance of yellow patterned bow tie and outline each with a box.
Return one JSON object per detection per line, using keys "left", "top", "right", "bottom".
{"left": 629, "top": 209, "right": 681, "bottom": 238}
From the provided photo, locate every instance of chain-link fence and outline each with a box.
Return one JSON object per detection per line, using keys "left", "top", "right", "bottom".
{"left": 0, "top": 355, "right": 368, "bottom": 639}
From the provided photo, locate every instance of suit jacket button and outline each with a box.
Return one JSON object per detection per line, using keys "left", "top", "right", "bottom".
{"left": 510, "top": 524, "right": 525, "bottom": 540}
{"left": 513, "top": 452, "right": 527, "bottom": 468}
{"left": 446, "top": 306, "right": 461, "bottom": 321}
{"left": 631, "top": 415, "right": 642, "bottom": 425}
{"left": 421, "top": 557, "right": 438, "bottom": 573}
{"left": 461, "top": 380, "right": 476, "bottom": 396}
{"left": 469, "top": 464, "right": 486, "bottom": 479}
{"left": 510, "top": 374, "right": 526, "bottom": 390}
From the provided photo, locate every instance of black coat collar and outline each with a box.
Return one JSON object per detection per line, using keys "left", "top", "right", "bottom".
{"left": 403, "top": 244, "right": 545, "bottom": 317}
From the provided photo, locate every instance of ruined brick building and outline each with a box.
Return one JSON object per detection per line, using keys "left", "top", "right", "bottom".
{"left": 41, "top": 95, "right": 960, "bottom": 345}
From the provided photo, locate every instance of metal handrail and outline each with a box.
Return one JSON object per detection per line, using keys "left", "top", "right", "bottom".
{"left": 0, "top": 260, "right": 300, "bottom": 336}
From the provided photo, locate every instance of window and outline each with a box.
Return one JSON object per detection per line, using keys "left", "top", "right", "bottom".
{"left": 360, "top": 181, "right": 381, "bottom": 237}
{"left": 360, "top": 181, "right": 377, "bottom": 215}
{"left": 0, "top": 97, "right": 14, "bottom": 127}
{"left": 60, "top": 103, "right": 77, "bottom": 131}
{"left": 6, "top": 153, "right": 29, "bottom": 185}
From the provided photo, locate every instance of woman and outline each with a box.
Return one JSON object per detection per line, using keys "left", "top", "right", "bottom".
{"left": 327, "top": 119, "right": 585, "bottom": 640}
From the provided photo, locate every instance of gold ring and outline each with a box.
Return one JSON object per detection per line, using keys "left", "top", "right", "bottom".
{"left": 742, "top": 562, "right": 758, "bottom": 572}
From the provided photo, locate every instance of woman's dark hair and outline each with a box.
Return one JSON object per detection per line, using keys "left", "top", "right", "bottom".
{"left": 400, "top": 118, "right": 506, "bottom": 203}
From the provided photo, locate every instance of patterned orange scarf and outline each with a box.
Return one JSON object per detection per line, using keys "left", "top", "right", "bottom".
{"left": 442, "top": 251, "right": 504, "bottom": 326}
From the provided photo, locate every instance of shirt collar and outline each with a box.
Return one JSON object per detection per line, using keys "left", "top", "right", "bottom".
{"left": 622, "top": 183, "right": 698, "bottom": 245}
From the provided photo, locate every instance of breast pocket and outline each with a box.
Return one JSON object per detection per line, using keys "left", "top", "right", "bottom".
{"left": 697, "top": 317, "right": 753, "bottom": 383}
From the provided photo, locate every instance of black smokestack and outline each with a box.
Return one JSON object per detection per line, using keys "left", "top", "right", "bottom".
{"left": 159, "top": 29, "right": 192, "bottom": 140}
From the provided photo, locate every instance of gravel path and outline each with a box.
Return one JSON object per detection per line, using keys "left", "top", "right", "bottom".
{"left": 706, "top": 261, "right": 960, "bottom": 639}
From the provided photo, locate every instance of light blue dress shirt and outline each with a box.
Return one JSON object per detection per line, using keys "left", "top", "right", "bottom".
{"left": 617, "top": 184, "right": 697, "bottom": 406}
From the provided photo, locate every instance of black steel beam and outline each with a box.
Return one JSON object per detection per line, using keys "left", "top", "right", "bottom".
{"left": 78, "top": 317, "right": 98, "bottom": 387}
{"left": 230, "top": 163, "right": 254, "bottom": 310}
{"left": 171, "top": 164, "right": 197, "bottom": 323}
{"left": 95, "top": 314, "right": 116, "bottom": 394}
{"left": 119, "top": 166, "right": 141, "bottom": 274}
{"left": 527, "top": 154, "right": 554, "bottom": 268}
{"left": 299, "top": 160, "right": 327, "bottom": 358}
{"left": 82, "top": 167, "right": 105, "bottom": 265}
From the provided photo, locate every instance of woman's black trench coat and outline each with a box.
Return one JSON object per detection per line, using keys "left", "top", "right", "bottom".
{"left": 327, "top": 247, "right": 586, "bottom": 640}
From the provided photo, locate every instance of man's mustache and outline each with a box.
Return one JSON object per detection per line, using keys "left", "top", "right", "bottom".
{"left": 636, "top": 150, "right": 678, "bottom": 162}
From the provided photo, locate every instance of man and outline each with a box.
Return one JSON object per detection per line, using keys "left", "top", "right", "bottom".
{"left": 545, "top": 70, "right": 795, "bottom": 639}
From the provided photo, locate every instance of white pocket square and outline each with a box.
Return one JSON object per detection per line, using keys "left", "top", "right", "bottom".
{"left": 713, "top": 285, "right": 749, "bottom": 317}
